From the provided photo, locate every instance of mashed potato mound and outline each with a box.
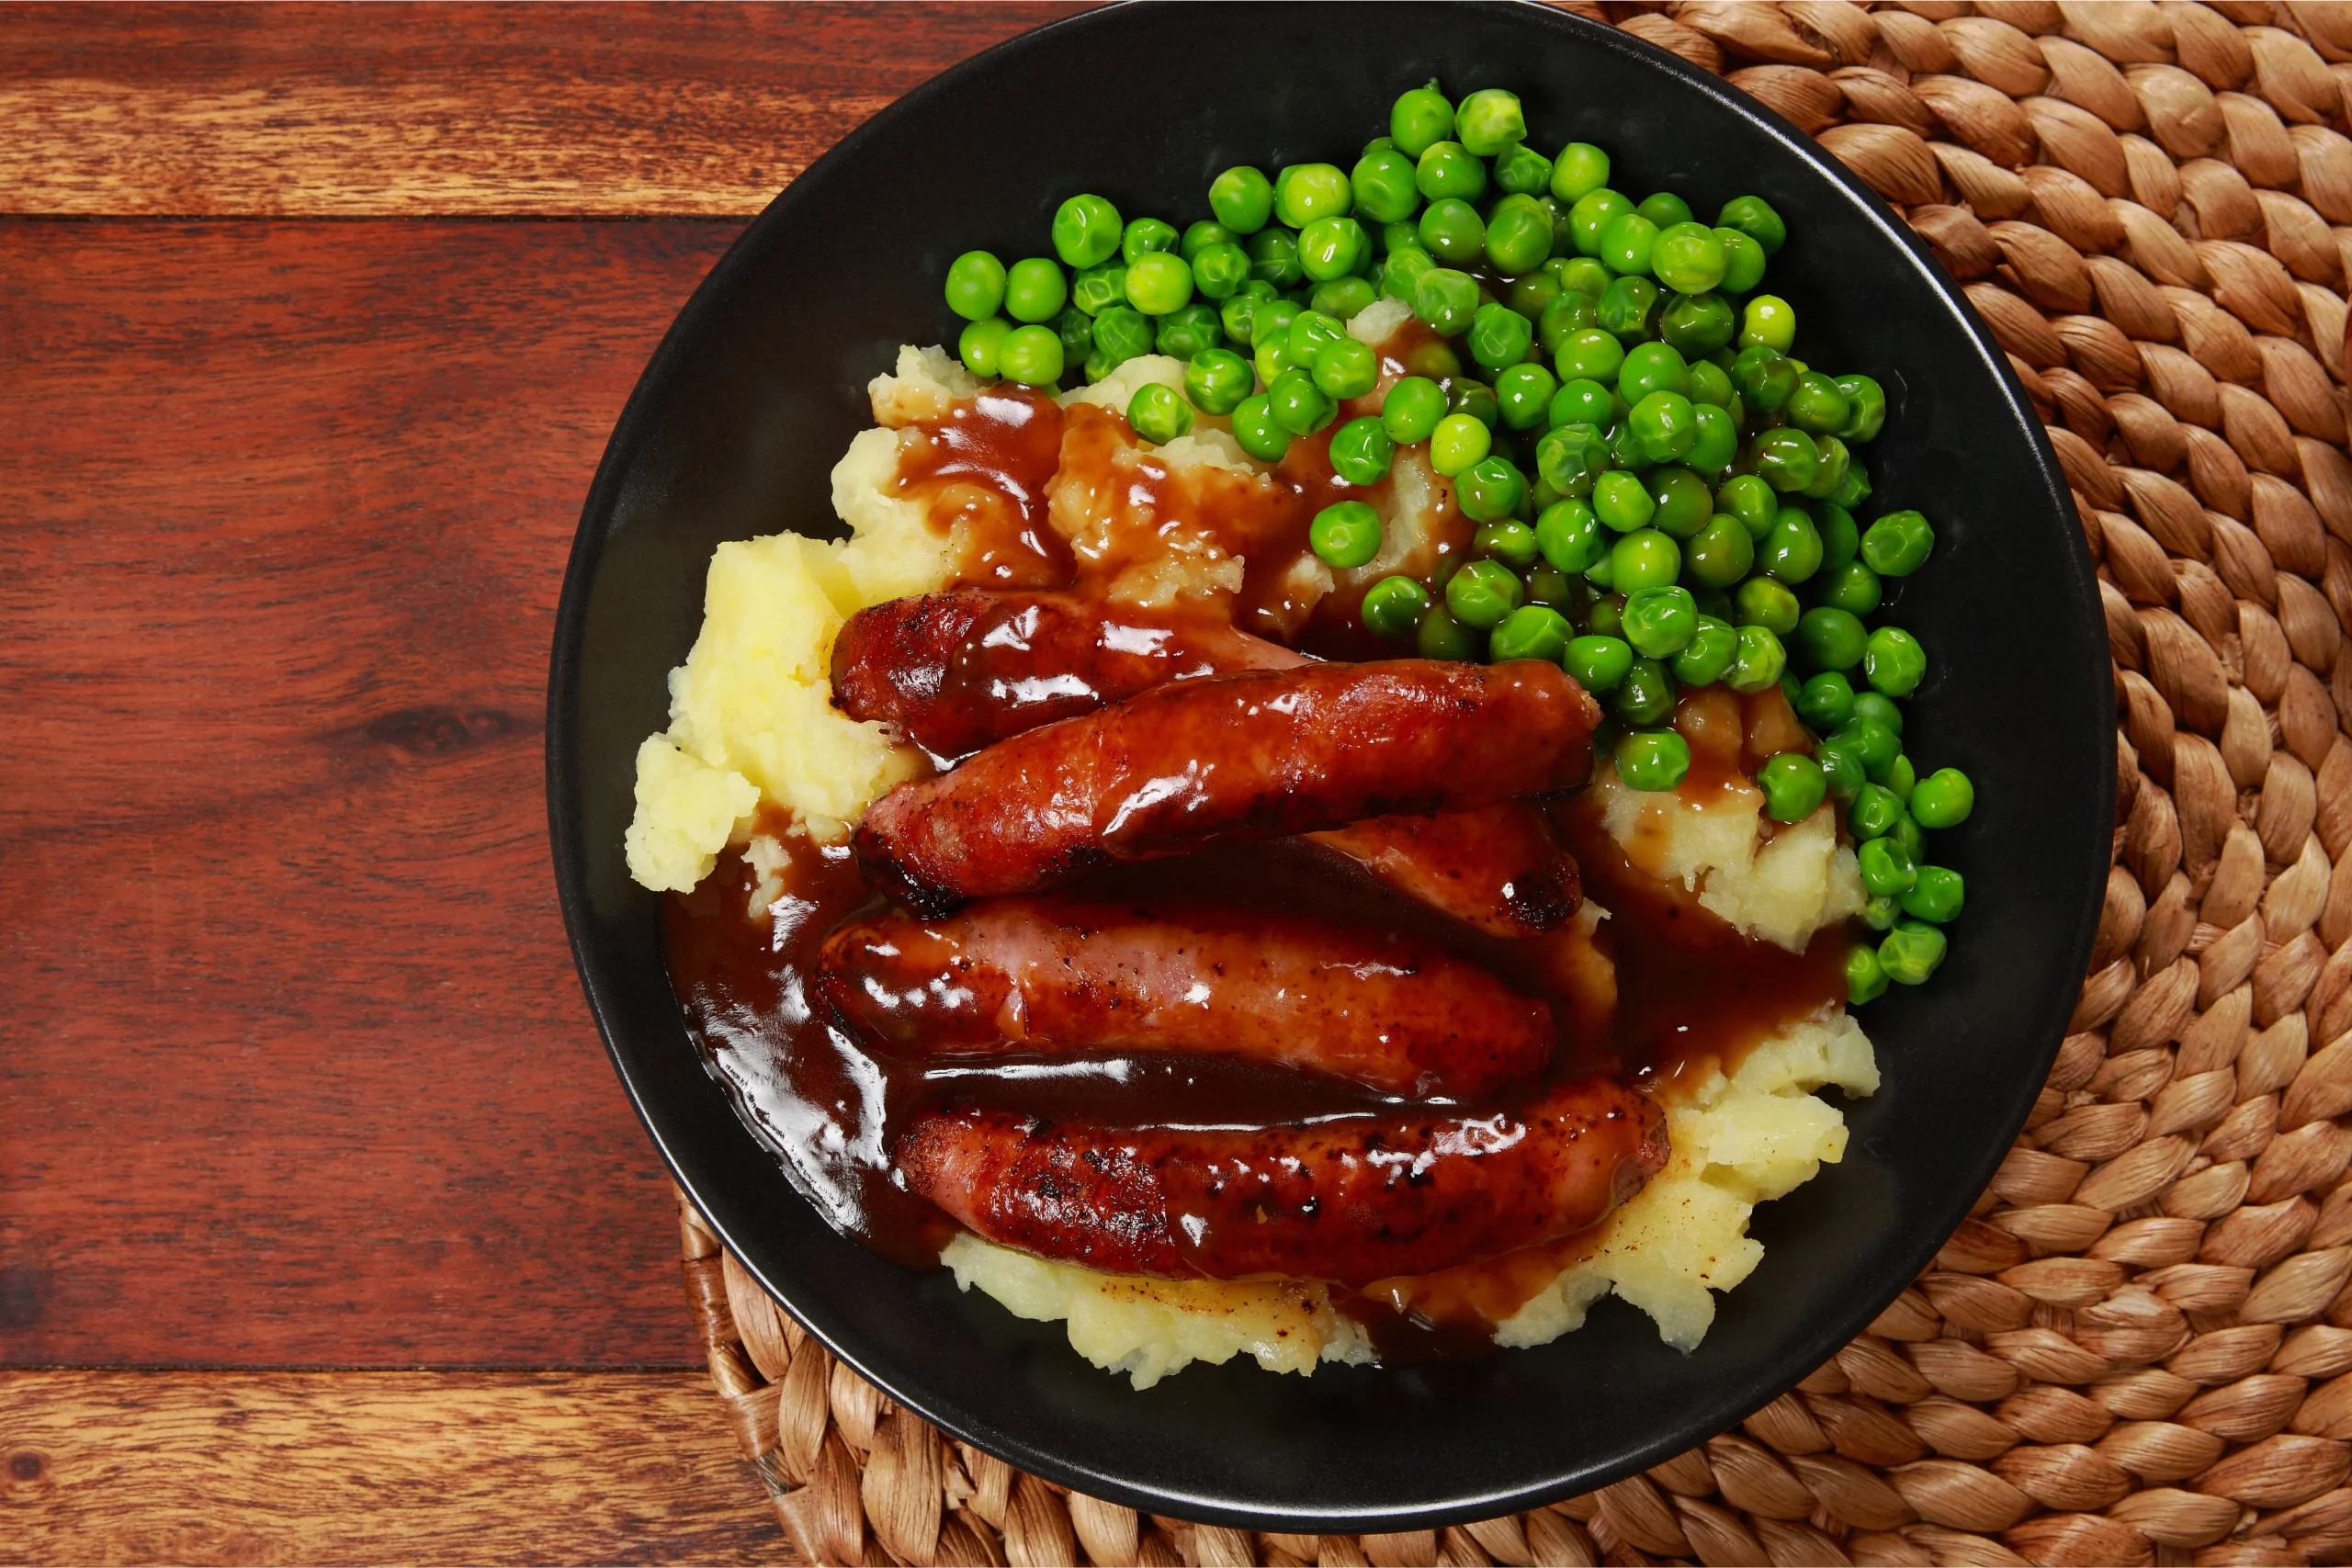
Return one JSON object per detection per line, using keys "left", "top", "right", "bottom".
{"left": 627, "top": 343, "right": 1881, "bottom": 1384}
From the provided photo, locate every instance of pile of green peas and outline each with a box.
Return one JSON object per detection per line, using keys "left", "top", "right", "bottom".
{"left": 935, "top": 81, "right": 1973, "bottom": 1005}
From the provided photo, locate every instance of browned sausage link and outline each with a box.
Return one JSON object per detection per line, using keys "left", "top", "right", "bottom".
{"left": 818, "top": 896, "right": 1551, "bottom": 1100}
{"left": 830, "top": 589, "right": 1303, "bottom": 759}
{"left": 897, "top": 1076, "right": 1667, "bottom": 1285}
{"left": 1306, "top": 802, "right": 1581, "bottom": 938}
{"left": 854, "top": 660, "right": 1604, "bottom": 911}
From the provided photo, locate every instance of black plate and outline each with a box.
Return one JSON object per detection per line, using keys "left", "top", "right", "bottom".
{"left": 548, "top": 0, "right": 2112, "bottom": 1531}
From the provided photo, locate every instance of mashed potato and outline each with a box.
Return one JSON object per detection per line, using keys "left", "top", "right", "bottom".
{"left": 626, "top": 343, "right": 1880, "bottom": 1385}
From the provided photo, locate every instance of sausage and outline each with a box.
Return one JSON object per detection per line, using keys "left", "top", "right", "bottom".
{"left": 830, "top": 589, "right": 1302, "bottom": 760}
{"left": 1306, "top": 802, "right": 1580, "bottom": 939}
{"left": 853, "top": 659, "right": 1604, "bottom": 912}
{"left": 896, "top": 1075, "right": 1668, "bottom": 1285}
{"left": 818, "top": 896, "right": 1552, "bottom": 1100}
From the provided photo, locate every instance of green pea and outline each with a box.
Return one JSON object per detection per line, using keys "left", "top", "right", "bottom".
{"left": 1813, "top": 502, "right": 1860, "bottom": 571}
{"left": 1124, "top": 252, "right": 1193, "bottom": 316}
{"left": 1717, "top": 195, "right": 1787, "bottom": 255}
{"left": 1634, "top": 471, "right": 1701, "bottom": 543}
{"left": 1382, "top": 243, "right": 1437, "bottom": 306}
{"left": 1793, "top": 606, "right": 1865, "bottom": 671}
{"left": 1119, "top": 217, "right": 1177, "bottom": 266}
{"left": 1486, "top": 194, "right": 1555, "bottom": 276}
{"left": 1740, "top": 293, "right": 1797, "bottom": 352}
{"left": 1275, "top": 164, "right": 1352, "bottom": 229}
{"left": 1752, "top": 426, "right": 1820, "bottom": 492}
{"left": 1459, "top": 304, "right": 1529, "bottom": 377}
{"left": 1383, "top": 377, "right": 1448, "bottom": 445}
{"left": 1855, "top": 894, "right": 1897, "bottom": 932}
{"left": 1327, "top": 416, "right": 1396, "bottom": 487}
{"left": 1557, "top": 255, "right": 1611, "bottom": 298}
{"left": 1414, "top": 267, "right": 1482, "bottom": 337}
{"left": 1835, "top": 373, "right": 1887, "bottom": 441}
{"left": 1612, "top": 657, "right": 1678, "bottom": 725}
{"left": 1848, "top": 783, "right": 1901, "bottom": 840}
{"left": 1418, "top": 604, "right": 1481, "bottom": 661}
{"left": 1248, "top": 227, "right": 1304, "bottom": 288}
{"left": 1715, "top": 227, "right": 1768, "bottom": 293}
{"left": 1816, "top": 743, "right": 1864, "bottom": 798}
{"left": 1568, "top": 188, "right": 1634, "bottom": 256}
{"left": 1801, "top": 434, "right": 1850, "bottom": 501}
{"left": 1676, "top": 514, "right": 1749, "bottom": 589}
{"left": 1180, "top": 243, "right": 1247, "bottom": 303}
{"left": 999, "top": 323, "right": 1064, "bottom": 387}
{"left": 1530, "top": 499, "right": 1600, "bottom": 574}
{"left": 1555, "top": 328, "right": 1626, "bottom": 384}
{"left": 1428, "top": 412, "right": 1490, "bottom": 477}
{"left": 1457, "top": 457, "right": 1530, "bottom": 524}
{"left": 1797, "top": 671, "right": 1856, "bottom": 732}
{"left": 1831, "top": 716, "right": 1899, "bottom": 779}
{"left": 1668, "top": 615, "right": 1736, "bottom": 686}
{"left": 1758, "top": 752, "right": 1827, "bottom": 823}
{"left": 1548, "top": 377, "right": 1612, "bottom": 430}
{"left": 1177, "top": 349, "right": 1249, "bottom": 417}
{"left": 1495, "top": 141, "right": 1555, "bottom": 197}
{"left": 1651, "top": 221, "right": 1728, "bottom": 295}
{"left": 1886, "top": 752, "right": 1917, "bottom": 798}
{"left": 1847, "top": 944, "right": 1890, "bottom": 1005}
{"left": 1631, "top": 192, "right": 1690, "bottom": 230}
{"left": 1004, "top": 256, "right": 1069, "bottom": 323}
{"left": 1151, "top": 303, "right": 1219, "bottom": 360}
{"left": 1858, "top": 835, "right": 1917, "bottom": 897}
{"left": 1861, "top": 510, "right": 1935, "bottom": 576}
{"left": 1447, "top": 558, "right": 1524, "bottom": 630}
{"left": 1550, "top": 143, "right": 1611, "bottom": 204}
{"left": 1474, "top": 519, "right": 1542, "bottom": 570}
{"left": 1415, "top": 197, "right": 1483, "bottom": 266}
{"left": 1266, "top": 367, "right": 1333, "bottom": 436}
{"left": 1623, "top": 584, "right": 1699, "bottom": 658}
{"left": 1911, "top": 768, "right": 1975, "bottom": 829}
{"left": 1417, "top": 141, "right": 1487, "bottom": 203}
{"left": 1817, "top": 560, "right": 1883, "bottom": 616}
{"left": 1863, "top": 626, "right": 1927, "bottom": 697}
{"left": 1308, "top": 500, "right": 1383, "bottom": 570}
{"left": 1594, "top": 470, "right": 1656, "bottom": 533}
{"left": 957, "top": 316, "right": 1012, "bottom": 378}
{"left": 1616, "top": 728, "right": 1692, "bottom": 792}
{"left": 1902, "top": 866, "right": 1964, "bottom": 925}
{"left": 1685, "top": 404, "right": 1739, "bottom": 476}
{"left": 1219, "top": 291, "right": 1263, "bottom": 348}
{"left": 1716, "top": 474, "right": 1777, "bottom": 538}
{"left": 1783, "top": 371, "right": 1849, "bottom": 437}
{"left": 1072, "top": 263, "right": 1127, "bottom": 316}
{"left": 1391, "top": 81, "right": 1456, "bottom": 159}
{"left": 1125, "top": 382, "right": 1193, "bottom": 445}
{"left": 1053, "top": 194, "right": 1124, "bottom": 268}
{"left": 1508, "top": 269, "right": 1564, "bottom": 321}
{"left": 1454, "top": 87, "right": 1525, "bottom": 156}
{"left": 1879, "top": 921, "right": 1946, "bottom": 985}
{"left": 1760, "top": 507, "right": 1824, "bottom": 584}
{"left": 1209, "top": 167, "right": 1274, "bottom": 234}
{"left": 1732, "top": 345, "right": 1796, "bottom": 412}
{"left": 1313, "top": 337, "right": 1378, "bottom": 400}
{"left": 1566, "top": 634, "right": 1634, "bottom": 691}
{"left": 1617, "top": 341, "right": 1689, "bottom": 402}
{"left": 1253, "top": 332, "right": 1296, "bottom": 385}
{"left": 1595, "top": 211, "right": 1657, "bottom": 277}
{"left": 1231, "top": 394, "right": 1291, "bottom": 462}
{"left": 1890, "top": 812, "right": 1925, "bottom": 867}
{"left": 1828, "top": 460, "right": 1873, "bottom": 512}
{"left": 1527, "top": 563, "right": 1577, "bottom": 609}
{"left": 1536, "top": 422, "right": 1609, "bottom": 498}
{"left": 1491, "top": 604, "right": 1571, "bottom": 664}
{"left": 1597, "top": 276, "right": 1660, "bottom": 342}
{"left": 1658, "top": 292, "right": 1736, "bottom": 357}
{"left": 1496, "top": 364, "right": 1558, "bottom": 432}
{"left": 1312, "top": 276, "right": 1377, "bottom": 320}
{"left": 1180, "top": 220, "right": 1235, "bottom": 260}
{"left": 1727, "top": 625, "right": 1788, "bottom": 693}
{"left": 1733, "top": 578, "right": 1801, "bottom": 637}
{"left": 1094, "top": 305, "right": 1155, "bottom": 368}
{"left": 1611, "top": 528, "right": 1681, "bottom": 592}
{"left": 1297, "top": 216, "right": 1370, "bottom": 283}
{"left": 1351, "top": 146, "right": 1421, "bottom": 225}
{"left": 1629, "top": 390, "right": 1698, "bottom": 464}
{"left": 1362, "top": 575, "right": 1430, "bottom": 637}
{"left": 1585, "top": 588, "right": 1623, "bottom": 630}
{"left": 945, "top": 251, "right": 1007, "bottom": 321}
{"left": 1055, "top": 305, "right": 1096, "bottom": 366}
{"left": 1450, "top": 379, "right": 1502, "bottom": 432}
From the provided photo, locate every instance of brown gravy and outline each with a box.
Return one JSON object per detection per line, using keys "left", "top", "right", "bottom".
{"left": 662, "top": 378, "right": 1850, "bottom": 1359}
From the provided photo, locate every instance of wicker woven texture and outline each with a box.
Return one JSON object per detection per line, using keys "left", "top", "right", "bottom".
{"left": 670, "top": 3, "right": 2352, "bottom": 1562}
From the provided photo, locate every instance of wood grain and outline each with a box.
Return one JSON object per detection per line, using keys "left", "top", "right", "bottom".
{"left": 0, "top": 1370, "right": 785, "bottom": 1564}
{"left": 0, "top": 3, "right": 1079, "bottom": 217}
{"left": 0, "top": 217, "right": 745, "bottom": 1368}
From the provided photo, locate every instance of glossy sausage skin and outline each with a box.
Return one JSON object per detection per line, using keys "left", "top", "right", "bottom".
{"left": 897, "top": 1076, "right": 1668, "bottom": 1285}
{"left": 854, "top": 660, "right": 1604, "bottom": 912}
{"left": 1306, "top": 803, "right": 1580, "bottom": 939}
{"left": 818, "top": 896, "right": 1552, "bottom": 1100}
{"left": 831, "top": 590, "right": 1303, "bottom": 760}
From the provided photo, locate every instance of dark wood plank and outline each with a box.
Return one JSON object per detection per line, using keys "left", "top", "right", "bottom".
{"left": 0, "top": 219, "right": 746, "bottom": 1367}
{"left": 0, "top": 1371, "right": 785, "bottom": 1564}
{"left": 0, "top": 3, "right": 1080, "bottom": 217}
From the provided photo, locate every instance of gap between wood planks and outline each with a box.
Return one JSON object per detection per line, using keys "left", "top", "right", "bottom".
{"left": 0, "top": 1370, "right": 790, "bottom": 1566}
{"left": 0, "top": 2, "right": 1084, "bottom": 219}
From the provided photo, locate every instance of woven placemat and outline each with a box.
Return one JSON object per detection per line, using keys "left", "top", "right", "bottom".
{"left": 667, "top": 4, "right": 2352, "bottom": 1562}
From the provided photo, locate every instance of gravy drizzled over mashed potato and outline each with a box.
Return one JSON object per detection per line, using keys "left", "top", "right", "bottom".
{"left": 629, "top": 341, "right": 1875, "bottom": 1387}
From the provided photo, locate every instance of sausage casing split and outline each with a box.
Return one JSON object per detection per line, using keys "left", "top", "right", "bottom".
{"left": 818, "top": 896, "right": 1552, "bottom": 1100}
{"left": 830, "top": 589, "right": 1302, "bottom": 760}
{"left": 897, "top": 1076, "right": 1668, "bottom": 1285}
{"left": 854, "top": 659, "right": 1603, "bottom": 912}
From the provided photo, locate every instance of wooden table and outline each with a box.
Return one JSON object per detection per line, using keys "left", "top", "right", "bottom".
{"left": 0, "top": 7, "right": 1071, "bottom": 1560}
